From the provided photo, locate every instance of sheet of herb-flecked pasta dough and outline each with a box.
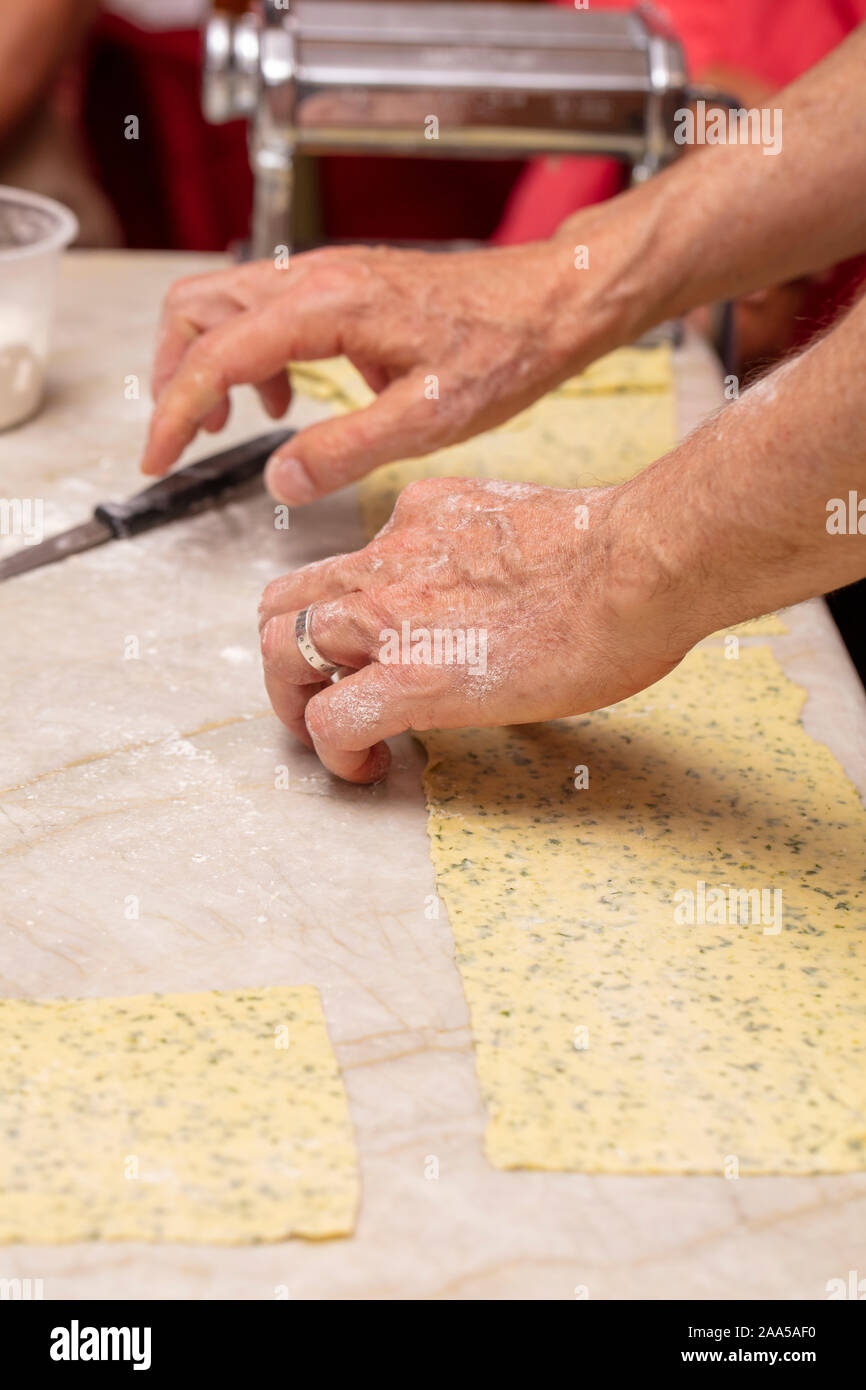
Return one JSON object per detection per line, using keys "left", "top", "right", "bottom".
{"left": 0, "top": 986, "right": 358, "bottom": 1241}
{"left": 420, "top": 646, "right": 866, "bottom": 1173}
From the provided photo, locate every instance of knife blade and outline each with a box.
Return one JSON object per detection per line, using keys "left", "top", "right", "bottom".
{"left": 0, "top": 428, "right": 294, "bottom": 584}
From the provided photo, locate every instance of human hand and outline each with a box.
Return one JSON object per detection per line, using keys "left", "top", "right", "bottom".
{"left": 141, "top": 236, "right": 624, "bottom": 498}
{"left": 257, "top": 475, "right": 699, "bottom": 782}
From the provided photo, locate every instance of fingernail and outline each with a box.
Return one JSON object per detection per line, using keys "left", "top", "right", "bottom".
{"left": 265, "top": 454, "right": 318, "bottom": 504}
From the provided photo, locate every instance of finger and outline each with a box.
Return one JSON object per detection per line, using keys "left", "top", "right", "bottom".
{"left": 258, "top": 548, "right": 392, "bottom": 631}
{"left": 144, "top": 305, "right": 292, "bottom": 474}
{"left": 150, "top": 251, "right": 366, "bottom": 405}
{"left": 188, "top": 371, "right": 289, "bottom": 436}
{"left": 263, "top": 370, "right": 440, "bottom": 504}
{"left": 142, "top": 282, "right": 352, "bottom": 476}
{"left": 255, "top": 369, "right": 292, "bottom": 420}
{"left": 260, "top": 592, "right": 385, "bottom": 689}
{"left": 165, "top": 348, "right": 290, "bottom": 435}
{"left": 304, "top": 665, "right": 420, "bottom": 781}
{"left": 150, "top": 259, "right": 302, "bottom": 400}
{"left": 151, "top": 293, "right": 241, "bottom": 403}
{"left": 205, "top": 379, "right": 290, "bottom": 432}
{"left": 259, "top": 557, "right": 355, "bottom": 633}
{"left": 261, "top": 589, "right": 385, "bottom": 752}
{"left": 264, "top": 668, "right": 328, "bottom": 747}
{"left": 202, "top": 399, "right": 231, "bottom": 433}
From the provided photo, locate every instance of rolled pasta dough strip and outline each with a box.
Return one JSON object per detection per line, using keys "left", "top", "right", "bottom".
{"left": 420, "top": 646, "right": 866, "bottom": 1173}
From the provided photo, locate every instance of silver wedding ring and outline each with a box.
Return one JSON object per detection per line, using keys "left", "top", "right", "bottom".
{"left": 295, "top": 605, "right": 340, "bottom": 677}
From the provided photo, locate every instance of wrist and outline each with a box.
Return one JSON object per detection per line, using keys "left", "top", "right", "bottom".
{"left": 606, "top": 429, "right": 803, "bottom": 645}
{"left": 601, "top": 459, "right": 721, "bottom": 655}
{"left": 544, "top": 175, "right": 687, "bottom": 371}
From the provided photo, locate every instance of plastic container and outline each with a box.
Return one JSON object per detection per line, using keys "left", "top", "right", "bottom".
{"left": 0, "top": 187, "right": 78, "bottom": 431}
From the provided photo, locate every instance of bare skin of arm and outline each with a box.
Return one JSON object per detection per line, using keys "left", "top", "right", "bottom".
{"left": 141, "top": 24, "right": 866, "bottom": 782}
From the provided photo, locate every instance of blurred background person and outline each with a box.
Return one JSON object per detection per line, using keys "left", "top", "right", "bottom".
{"left": 0, "top": 0, "right": 118, "bottom": 246}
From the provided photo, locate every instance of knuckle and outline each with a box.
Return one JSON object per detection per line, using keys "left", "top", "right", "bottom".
{"left": 304, "top": 427, "right": 347, "bottom": 473}
{"left": 155, "top": 311, "right": 193, "bottom": 359}
{"left": 360, "top": 532, "right": 411, "bottom": 577}
{"left": 390, "top": 475, "right": 460, "bottom": 523}
{"left": 164, "top": 275, "right": 200, "bottom": 307}
{"left": 302, "top": 262, "right": 364, "bottom": 303}
{"left": 391, "top": 479, "right": 424, "bottom": 513}
{"left": 259, "top": 615, "right": 285, "bottom": 664}
{"left": 259, "top": 578, "right": 286, "bottom": 619}
{"left": 185, "top": 338, "right": 227, "bottom": 393}
{"left": 354, "top": 589, "right": 394, "bottom": 637}
{"left": 403, "top": 476, "right": 454, "bottom": 502}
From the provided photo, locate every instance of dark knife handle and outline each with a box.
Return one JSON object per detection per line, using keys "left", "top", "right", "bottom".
{"left": 94, "top": 428, "right": 294, "bottom": 539}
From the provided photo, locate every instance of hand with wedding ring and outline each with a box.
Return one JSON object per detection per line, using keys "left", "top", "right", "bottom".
{"left": 257, "top": 475, "right": 702, "bottom": 783}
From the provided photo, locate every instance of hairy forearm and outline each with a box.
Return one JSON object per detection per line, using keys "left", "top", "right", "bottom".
{"left": 614, "top": 292, "right": 866, "bottom": 643}
{"left": 547, "top": 24, "right": 866, "bottom": 361}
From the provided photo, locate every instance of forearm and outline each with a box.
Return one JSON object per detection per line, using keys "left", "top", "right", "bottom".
{"left": 613, "top": 292, "right": 866, "bottom": 643}
{"left": 547, "top": 24, "right": 866, "bottom": 361}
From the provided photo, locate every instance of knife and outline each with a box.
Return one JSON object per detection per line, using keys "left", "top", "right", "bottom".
{"left": 0, "top": 428, "right": 294, "bottom": 583}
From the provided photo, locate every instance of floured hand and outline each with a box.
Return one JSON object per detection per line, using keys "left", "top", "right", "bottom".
{"left": 257, "top": 477, "right": 701, "bottom": 782}
{"left": 140, "top": 238, "right": 624, "bottom": 496}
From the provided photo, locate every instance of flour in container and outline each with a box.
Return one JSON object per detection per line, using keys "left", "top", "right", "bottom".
{"left": 0, "top": 307, "right": 43, "bottom": 429}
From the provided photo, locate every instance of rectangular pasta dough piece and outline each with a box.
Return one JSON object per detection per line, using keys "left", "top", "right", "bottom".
{"left": 421, "top": 646, "right": 866, "bottom": 1173}
{"left": 0, "top": 985, "right": 358, "bottom": 1242}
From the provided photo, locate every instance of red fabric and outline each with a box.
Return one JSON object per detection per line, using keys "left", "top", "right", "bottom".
{"left": 317, "top": 155, "right": 523, "bottom": 243}
{"left": 80, "top": 12, "right": 520, "bottom": 250}
{"left": 81, "top": 14, "right": 253, "bottom": 251}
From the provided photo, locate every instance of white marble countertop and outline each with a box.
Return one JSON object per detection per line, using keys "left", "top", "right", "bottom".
{"left": 1, "top": 252, "right": 864, "bottom": 1300}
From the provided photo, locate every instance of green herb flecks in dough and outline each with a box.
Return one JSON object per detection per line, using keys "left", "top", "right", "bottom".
{"left": 0, "top": 985, "right": 358, "bottom": 1242}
